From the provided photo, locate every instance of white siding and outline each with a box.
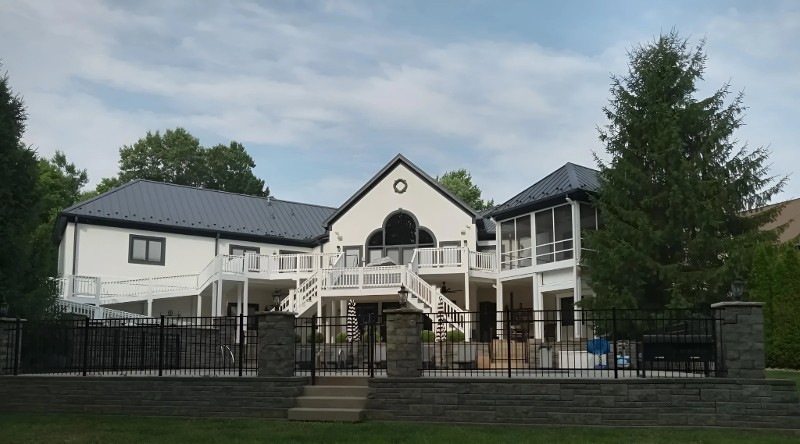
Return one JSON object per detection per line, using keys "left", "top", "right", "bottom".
{"left": 328, "top": 163, "right": 476, "bottom": 254}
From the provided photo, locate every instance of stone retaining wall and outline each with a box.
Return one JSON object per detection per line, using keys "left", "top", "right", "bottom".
{"left": 366, "top": 378, "right": 800, "bottom": 429}
{"left": 0, "top": 376, "right": 307, "bottom": 418}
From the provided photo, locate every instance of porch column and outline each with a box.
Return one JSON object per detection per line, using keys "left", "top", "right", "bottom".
{"left": 532, "top": 274, "right": 544, "bottom": 340}
{"left": 216, "top": 277, "right": 224, "bottom": 316}
{"left": 574, "top": 274, "right": 583, "bottom": 338}
{"left": 570, "top": 198, "right": 583, "bottom": 338}
{"left": 211, "top": 281, "right": 218, "bottom": 316}
{"left": 464, "top": 274, "right": 472, "bottom": 341}
{"left": 236, "top": 282, "right": 243, "bottom": 317}
{"left": 495, "top": 280, "right": 503, "bottom": 338}
{"left": 196, "top": 294, "right": 202, "bottom": 317}
{"left": 146, "top": 299, "right": 153, "bottom": 317}
{"left": 325, "top": 300, "right": 334, "bottom": 343}
{"left": 242, "top": 279, "right": 249, "bottom": 329}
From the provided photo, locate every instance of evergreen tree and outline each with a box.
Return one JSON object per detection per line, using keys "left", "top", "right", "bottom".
{"left": 0, "top": 66, "right": 55, "bottom": 318}
{"left": 748, "top": 245, "right": 778, "bottom": 365}
{"left": 769, "top": 248, "right": 800, "bottom": 368}
{"left": 583, "top": 31, "right": 786, "bottom": 310}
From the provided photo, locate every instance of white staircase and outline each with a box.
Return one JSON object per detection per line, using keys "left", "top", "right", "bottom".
{"left": 279, "top": 265, "right": 467, "bottom": 332}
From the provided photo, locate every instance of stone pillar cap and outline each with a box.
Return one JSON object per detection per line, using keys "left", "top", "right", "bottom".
{"left": 710, "top": 301, "right": 765, "bottom": 309}
{"left": 384, "top": 307, "right": 423, "bottom": 314}
{"left": 255, "top": 310, "right": 297, "bottom": 317}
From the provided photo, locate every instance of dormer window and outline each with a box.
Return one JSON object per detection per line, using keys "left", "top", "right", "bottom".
{"left": 365, "top": 211, "right": 435, "bottom": 265}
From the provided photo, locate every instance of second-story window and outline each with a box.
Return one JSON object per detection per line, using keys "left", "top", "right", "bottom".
{"left": 129, "top": 235, "right": 166, "bottom": 265}
{"left": 499, "top": 215, "right": 531, "bottom": 270}
{"left": 535, "top": 204, "right": 573, "bottom": 264}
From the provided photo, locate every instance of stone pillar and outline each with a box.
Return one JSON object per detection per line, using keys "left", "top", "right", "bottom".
{"left": 0, "top": 318, "right": 24, "bottom": 376}
{"left": 257, "top": 311, "right": 297, "bottom": 377}
{"left": 385, "top": 308, "right": 423, "bottom": 377}
{"left": 711, "top": 301, "right": 766, "bottom": 379}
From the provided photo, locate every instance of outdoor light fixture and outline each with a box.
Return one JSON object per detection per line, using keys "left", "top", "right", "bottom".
{"left": 398, "top": 285, "right": 409, "bottom": 308}
{"left": 730, "top": 276, "right": 745, "bottom": 302}
{"left": 272, "top": 289, "right": 283, "bottom": 310}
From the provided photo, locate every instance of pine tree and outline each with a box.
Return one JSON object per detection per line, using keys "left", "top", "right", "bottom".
{"left": 0, "top": 66, "right": 55, "bottom": 318}
{"left": 582, "top": 31, "right": 786, "bottom": 310}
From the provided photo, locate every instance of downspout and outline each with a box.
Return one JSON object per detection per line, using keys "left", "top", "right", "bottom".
{"left": 71, "top": 216, "right": 78, "bottom": 275}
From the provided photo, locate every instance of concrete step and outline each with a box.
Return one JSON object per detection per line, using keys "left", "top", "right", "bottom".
{"left": 288, "top": 407, "right": 363, "bottom": 422}
{"left": 295, "top": 396, "right": 367, "bottom": 409}
{"left": 303, "top": 385, "right": 369, "bottom": 398}
{"left": 314, "top": 376, "right": 369, "bottom": 386}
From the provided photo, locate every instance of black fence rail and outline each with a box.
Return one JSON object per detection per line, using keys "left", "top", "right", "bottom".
{"left": 294, "top": 315, "right": 385, "bottom": 382}
{"left": 422, "top": 309, "right": 718, "bottom": 378}
{"left": 2, "top": 314, "right": 258, "bottom": 377}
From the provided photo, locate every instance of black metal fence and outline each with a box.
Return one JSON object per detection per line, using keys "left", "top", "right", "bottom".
{"left": 2, "top": 314, "right": 258, "bottom": 376}
{"left": 422, "top": 309, "right": 719, "bottom": 378}
{"left": 294, "top": 315, "right": 385, "bottom": 382}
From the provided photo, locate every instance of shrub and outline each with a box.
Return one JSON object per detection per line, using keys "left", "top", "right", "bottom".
{"left": 446, "top": 330, "right": 465, "bottom": 342}
{"left": 420, "top": 330, "right": 435, "bottom": 343}
{"left": 363, "top": 329, "right": 382, "bottom": 343}
{"left": 307, "top": 331, "right": 325, "bottom": 343}
{"left": 335, "top": 332, "right": 348, "bottom": 343}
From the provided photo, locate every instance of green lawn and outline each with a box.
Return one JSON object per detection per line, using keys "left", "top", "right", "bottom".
{"left": 1, "top": 415, "right": 799, "bottom": 444}
{"left": 767, "top": 369, "right": 800, "bottom": 393}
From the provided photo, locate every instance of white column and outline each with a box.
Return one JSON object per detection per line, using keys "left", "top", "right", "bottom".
{"left": 464, "top": 273, "right": 472, "bottom": 341}
{"left": 146, "top": 299, "right": 153, "bottom": 317}
{"left": 217, "top": 276, "right": 224, "bottom": 316}
{"left": 196, "top": 294, "right": 203, "bottom": 317}
{"left": 569, "top": 197, "right": 583, "bottom": 339}
{"left": 211, "top": 281, "right": 218, "bottom": 316}
{"left": 495, "top": 280, "right": 503, "bottom": 338}
{"left": 242, "top": 279, "right": 249, "bottom": 330}
{"left": 533, "top": 274, "right": 544, "bottom": 340}
{"left": 236, "top": 282, "right": 243, "bottom": 316}
{"left": 325, "top": 300, "right": 334, "bottom": 343}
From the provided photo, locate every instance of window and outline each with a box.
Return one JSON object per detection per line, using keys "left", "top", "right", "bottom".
{"left": 343, "top": 247, "right": 361, "bottom": 267}
{"left": 580, "top": 202, "right": 598, "bottom": 232}
{"left": 534, "top": 205, "right": 574, "bottom": 264}
{"left": 129, "top": 235, "right": 165, "bottom": 265}
{"left": 230, "top": 245, "right": 260, "bottom": 256}
{"left": 500, "top": 215, "right": 532, "bottom": 270}
{"left": 364, "top": 211, "right": 436, "bottom": 265}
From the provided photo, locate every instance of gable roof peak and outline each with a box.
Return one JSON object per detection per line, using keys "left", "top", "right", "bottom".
{"left": 323, "top": 153, "right": 479, "bottom": 228}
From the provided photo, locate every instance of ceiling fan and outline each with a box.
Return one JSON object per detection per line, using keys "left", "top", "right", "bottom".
{"left": 440, "top": 282, "right": 462, "bottom": 294}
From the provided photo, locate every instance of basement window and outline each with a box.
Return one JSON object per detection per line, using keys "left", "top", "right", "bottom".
{"left": 129, "top": 235, "right": 166, "bottom": 265}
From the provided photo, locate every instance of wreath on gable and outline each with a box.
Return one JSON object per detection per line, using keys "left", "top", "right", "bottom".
{"left": 393, "top": 178, "right": 408, "bottom": 194}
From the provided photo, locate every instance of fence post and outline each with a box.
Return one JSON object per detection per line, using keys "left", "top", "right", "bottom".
{"left": 385, "top": 307, "right": 423, "bottom": 377}
{"left": 368, "top": 314, "right": 375, "bottom": 378}
{"left": 506, "top": 308, "right": 512, "bottom": 378}
{"left": 311, "top": 316, "right": 317, "bottom": 385}
{"left": 158, "top": 314, "right": 165, "bottom": 376}
{"left": 711, "top": 301, "right": 766, "bottom": 379}
{"left": 257, "top": 311, "right": 296, "bottom": 377}
{"left": 82, "top": 317, "right": 90, "bottom": 376}
{"left": 238, "top": 312, "right": 245, "bottom": 377}
{"left": 13, "top": 318, "right": 21, "bottom": 376}
{"left": 612, "top": 307, "right": 618, "bottom": 379}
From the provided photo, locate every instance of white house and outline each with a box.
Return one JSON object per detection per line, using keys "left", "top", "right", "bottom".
{"left": 54, "top": 154, "right": 599, "bottom": 344}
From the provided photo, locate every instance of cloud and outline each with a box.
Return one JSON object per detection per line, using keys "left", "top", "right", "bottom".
{"left": 0, "top": 0, "right": 796, "bottom": 207}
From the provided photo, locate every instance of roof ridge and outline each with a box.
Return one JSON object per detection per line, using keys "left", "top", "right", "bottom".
{"left": 564, "top": 163, "right": 580, "bottom": 189}
{"left": 61, "top": 179, "right": 143, "bottom": 213}
{"left": 133, "top": 179, "right": 336, "bottom": 210}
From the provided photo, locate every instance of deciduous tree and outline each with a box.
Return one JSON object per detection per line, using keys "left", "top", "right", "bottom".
{"left": 438, "top": 168, "right": 494, "bottom": 211}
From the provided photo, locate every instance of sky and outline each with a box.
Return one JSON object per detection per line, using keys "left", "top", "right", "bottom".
{"left": 1, "top": 0, "right": 798, "bottom": 208}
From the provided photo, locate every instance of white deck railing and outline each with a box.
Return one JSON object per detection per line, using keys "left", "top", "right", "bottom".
{"left": 416, "top": 247, "right": 463, "bottom": 269}
{"left": 469, "top": 251, "right": 496, "bottom": 272}
{"left": 56, "top": 299, "right": 147, "bottom": 320}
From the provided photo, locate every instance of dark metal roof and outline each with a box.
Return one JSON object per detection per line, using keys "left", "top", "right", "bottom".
{"left": 57, "top": 180, "right": 335, "bottom": 245}
{"left": 323, "top": 154, "right": 479, "bottom": 228}
{"left": 488, "top": 163, "right": 599, "bottom": 220}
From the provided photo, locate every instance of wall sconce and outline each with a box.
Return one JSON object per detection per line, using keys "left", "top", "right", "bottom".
{"left": 730, "top": 276, "right": 746, "bottom": 302}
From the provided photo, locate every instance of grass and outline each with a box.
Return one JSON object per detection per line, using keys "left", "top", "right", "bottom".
{"left": 767, "top": 368, "right": 800, "bottom": 393}
{"left": 1, "top": 415, "right": 799, "bottom": 444}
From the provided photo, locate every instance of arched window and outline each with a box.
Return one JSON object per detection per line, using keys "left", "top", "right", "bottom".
{"left": 365, "top": 211, "right": 435, "bottom": 265}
